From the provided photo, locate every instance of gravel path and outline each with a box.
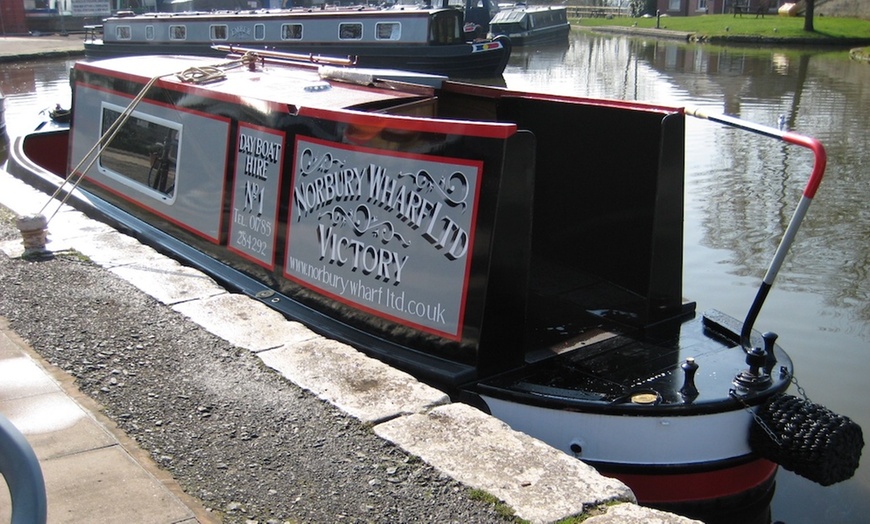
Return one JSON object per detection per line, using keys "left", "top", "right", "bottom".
{"left": 0, "top": 209, "right": 516, "bottom": 524}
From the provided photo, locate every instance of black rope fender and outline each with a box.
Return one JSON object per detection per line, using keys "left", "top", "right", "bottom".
{"left": 750, "top": 393, "right": 864, "bottom": 486}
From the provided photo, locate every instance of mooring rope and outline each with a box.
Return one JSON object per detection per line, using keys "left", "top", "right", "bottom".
{"left": 39, "top": 72, "right": 169, "bottom": 224}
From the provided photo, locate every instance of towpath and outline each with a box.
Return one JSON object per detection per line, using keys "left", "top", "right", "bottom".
{"left": 0, "top": 33, "right": 86, "bottom": 62}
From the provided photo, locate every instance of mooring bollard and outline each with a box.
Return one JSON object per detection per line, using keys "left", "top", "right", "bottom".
{"left": 15, "top": 213, "right": 49, "bottom": 258}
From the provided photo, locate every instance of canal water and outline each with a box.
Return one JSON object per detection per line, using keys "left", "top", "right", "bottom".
{"left": 1, "top": 29, "right": 868, "bottom": 523}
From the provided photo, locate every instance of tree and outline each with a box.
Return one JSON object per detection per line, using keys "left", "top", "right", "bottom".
{"left": 804, "top": 0, "right": 816, "bottom": 32}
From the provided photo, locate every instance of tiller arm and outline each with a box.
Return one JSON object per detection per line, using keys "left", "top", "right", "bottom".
{"left": 685, "top": 107, "right": 827, "bottom": 352}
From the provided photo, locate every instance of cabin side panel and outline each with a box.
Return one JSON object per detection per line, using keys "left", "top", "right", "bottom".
{"left": 269, "top": 111, "right": 518, "bottom": 369}
{"left": 67, "top": 62, "right": 527, "bottom": 383}
{"left": 104, "top": 13, "right": 432, "bottom": 45}
{"left": 70, "top": 83, "right": 230, "bottom": 243}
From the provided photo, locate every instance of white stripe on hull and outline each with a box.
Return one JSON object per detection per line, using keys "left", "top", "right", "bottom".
{"left": 482, "top": 395, "right": 755, "bottom": 466}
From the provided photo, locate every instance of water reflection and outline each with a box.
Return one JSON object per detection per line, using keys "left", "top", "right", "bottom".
{"left": 501, "top": 33, "right": 870, "bottom": 334}
{"left": 649, "top": 43, "right": 869, "bottom": 329}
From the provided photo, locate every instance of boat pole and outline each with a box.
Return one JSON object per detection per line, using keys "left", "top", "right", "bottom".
{"left": 684, "top": 107, "right": 827, "bottom": 351}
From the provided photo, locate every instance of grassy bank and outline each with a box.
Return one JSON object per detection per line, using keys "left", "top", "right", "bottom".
{"left": 573, "top": 14, "right": 870, "bottom": 41}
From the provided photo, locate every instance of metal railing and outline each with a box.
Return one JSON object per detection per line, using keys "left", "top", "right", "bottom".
{"left": 0, "top": 413, "right": 47, "bottom": 524}
{"left": 566, "top": 5, "right": 628, "bottom": 18}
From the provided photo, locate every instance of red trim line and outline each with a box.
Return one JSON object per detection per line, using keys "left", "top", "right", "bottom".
{"left": 609, "top": 459, "right": 777, "bottom": 504}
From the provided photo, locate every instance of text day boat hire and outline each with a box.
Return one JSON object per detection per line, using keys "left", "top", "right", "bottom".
{"left": 83, "top": 7, "right": 511, "bottom": 78}
{"left": 6, "top": 50, "right": 863, "bottom": 518}
{"left": 487, "top": 4, "right": 570, "bottom": 46}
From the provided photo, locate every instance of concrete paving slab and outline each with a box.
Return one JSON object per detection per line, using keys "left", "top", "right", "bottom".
{"left": 39, "top": 206, "right": 117, "bottom": 251}
{"left": 0, "top": 167, "right": 52, "bottom": 218}
{"left": 39, "top": 445, "right": 196, "bottom": 524}
{"left": 583, "top": 502, "right": 702, "bottom": 523}
{"left": 259, "top": 339, "right": 450, "bottom": 424}
{"left": 172, "top": 292, "right": 317, "bottom": 351}
{"left": 0, "top": 238, "right": 25, "bottom": 258}
{"left": 0, "top": 318, "right": 218, "bottom": 524}
{"left": 73, "top": 229, "right": 165, "bottom": 269}
{"left": 110, "top": 255, "right": 226, "bottom": 306}
{"left": 374, "top": 402, "right": 636, "bottom": 524}
{"left": 1, "top": 391, "right": 117, "bottom": 460}
{"left": 0, "top": 354, "right": 61, "bottom": 401}
{"left": 0, "top": 34, "right": 86, "bottom": 62}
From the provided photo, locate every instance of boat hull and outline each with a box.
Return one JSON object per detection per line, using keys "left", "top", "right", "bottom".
{"left": 488, "top": 6, "right": 570, "bottom": 46}
{"left": 85, "top": 8, "right": 511, "bottom": 77}
{"left": 490, "top": 24, "right": 570, "bottom": 47}
{"left": 83, "top": 39, "right": 511, "bottom": 78}
{"left": 477, "top": 392, "right": 779, "bottom": 509}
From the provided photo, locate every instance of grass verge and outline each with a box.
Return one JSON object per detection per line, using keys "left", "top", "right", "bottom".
{"left": 572, "top": 14, "right": 870, "bottom": 41}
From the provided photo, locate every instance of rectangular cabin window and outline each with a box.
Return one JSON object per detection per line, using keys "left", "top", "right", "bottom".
{"left": 375, "top": 22, "right": 400, "bottom": 40}
{"left": 281, "top": 23, "right": 302, "bottom": 40}
{"left": 255, "top": 23, "right": 265, "bottom": 40}
{"left": 115, "top": 25, "right": 131, "bottom": 40}
{"left": 339, "top": 22, "right": 362, "bottom": 40}
{"left": 98, "top": 104, "right": 180, "bottom": 203}
{"left": 145, "top": 25, "right": 155, "bottom": 40}
{"left": 429, "top": 11, "right": 462, "bottom": 44}
{"left": 210, "top": 24, "right": 228, "bottom": 41}
{"left": 169, "top": 25, "right": 187, "bottom": 41}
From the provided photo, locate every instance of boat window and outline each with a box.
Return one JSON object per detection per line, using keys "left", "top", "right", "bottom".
{"left": 145, "top": 25, "right": 154, "bottom": 40}
{"left": 210, "top": 24, "right": 228, "bottom": 41}
{"left": 339, "top": 23, "right": 362, "bottom": 40}
{"left": 255, "top": 23, "right": 265, "bottom": 40}
{"left": 115, "top": 25, "right": 131, "bottom": 40}
{"left": 98, "top": 105, "right": 180, "bottom": 202}
{"left": 169, "top": 25, "right": 187, "bottom": 41}
{"left": 281, "top": 23, "right": 302, "bottom": 40}
{"left": 375, "top": 22, "right": 401, "bottom": 41}
{"left": 428, "top": 11, "right": 461, "bottom": 44}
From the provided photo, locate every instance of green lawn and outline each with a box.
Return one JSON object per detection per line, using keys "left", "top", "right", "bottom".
{"left": 573, "top": 14, "right": 870, "bottom": 40}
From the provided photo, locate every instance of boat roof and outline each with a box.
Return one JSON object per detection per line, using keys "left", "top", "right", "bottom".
{"left": 105, "top": 7, "right": 448, "bottom": 22}
{"left": 490, "top": 5, "right": 565, "bottom": 23}
{"left": 77, "top": 55, "right": 436, "bottom": 111}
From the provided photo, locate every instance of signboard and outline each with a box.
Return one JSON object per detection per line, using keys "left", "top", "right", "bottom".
{"left": 71, "top": 0, "right": 111, "bottom": 16}
{"left": 285, "top": 136, "right": 482, "bottom": 341}
{"left": 228, "top": 124, "right": 284, "bottom": 268}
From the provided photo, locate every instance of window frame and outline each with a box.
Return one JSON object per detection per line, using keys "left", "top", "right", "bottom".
{"left": 338, "top": 22, "right": 363, "bottom": 41}
{"left": 375, "top": 21, "right": 401, "bottom": 41}
{"left": 210, "top": 24, "right": 229, "bottom": 41}
{"left": 97, "top": 102, "right": 182, "bottom": 205}
{"left": 281, "top": 23, "right": 303, "bottom": 40}
{"left": 115, "top": 25, "right": 132, "bottom": 40}
{"left": 169, "top": 24, "right": 187, "bottom": 41}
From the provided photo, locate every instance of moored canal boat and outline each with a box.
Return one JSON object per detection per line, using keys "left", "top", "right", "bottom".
{"left": 488, "top": 4, "right": 569, "bottom": 46}
{"left": 83, "top": 7, "right": 511, "bottom": 78}
{"left": 6, "top": 51, "right": 862, "bottom": 519}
